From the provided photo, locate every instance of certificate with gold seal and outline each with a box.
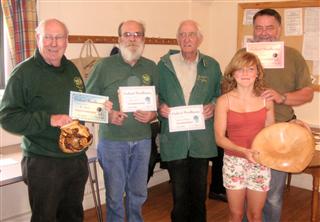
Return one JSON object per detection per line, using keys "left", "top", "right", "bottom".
{"left": 246, "top": 41, "right": 284, "bottom": 69}
{"left": 169, "top": 105, "right": 205, "bottom": 132}
{"left": 69, "top": 91, "right": 108, "bottom": 123}
{"left": 118, "top": 86, "right": 157, "bottom": 112}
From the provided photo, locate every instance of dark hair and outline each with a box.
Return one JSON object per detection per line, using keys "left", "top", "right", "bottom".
{"left": 253, "top": 8, "right": 281, "bottom": 25}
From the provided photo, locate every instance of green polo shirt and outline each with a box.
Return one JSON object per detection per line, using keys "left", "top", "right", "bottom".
{"left": 86, "top": 53, "right": 157, "bottom": 141}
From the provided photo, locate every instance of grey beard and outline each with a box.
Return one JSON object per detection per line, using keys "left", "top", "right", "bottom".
{"left": 119, "top": 44, "right": 144, "bottom": 63}
{"left": 254, "top": 36, "right": 278, "bottom": 42}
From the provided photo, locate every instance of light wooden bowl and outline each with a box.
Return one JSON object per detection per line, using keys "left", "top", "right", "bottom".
{"left": 252, "top": 122, "right": 315, "bottom": 173}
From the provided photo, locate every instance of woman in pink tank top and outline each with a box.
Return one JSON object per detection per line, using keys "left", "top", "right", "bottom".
{"left": 214, "top": 51, "right": 275, "bottom": 222}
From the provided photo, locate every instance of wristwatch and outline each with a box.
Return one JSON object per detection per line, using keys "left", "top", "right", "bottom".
{"left": 280, "top": 94, "right": 287, "bottom": 104}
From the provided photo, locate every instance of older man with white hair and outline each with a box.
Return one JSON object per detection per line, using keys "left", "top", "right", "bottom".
{"left": 157, "top": 20, "right": 222, "bottom": 222}
{"left": 0, "top": 19, "right": 89, "bottom": 222}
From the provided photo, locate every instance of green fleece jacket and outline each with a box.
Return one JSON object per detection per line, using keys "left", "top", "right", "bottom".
{"left": 157, "top": 50, "right": 222, "bottom": 161}
{"left": 86, "top": 53, "right": 158, "bottom": 141}
{"left": 0, "top": 49, "right": 86, "bottom": 158}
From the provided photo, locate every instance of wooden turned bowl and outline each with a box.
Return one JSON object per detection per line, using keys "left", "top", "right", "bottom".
{"left": 252, "top": 122, "right": 315, "bottom": 173}
{"left": 59, "top": 120, "right": 93, "bottom": 153}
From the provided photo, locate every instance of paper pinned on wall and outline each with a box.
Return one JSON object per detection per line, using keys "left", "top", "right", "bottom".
{"left": 302, "top": 7, "right": 320, "bottom": 79}
{"left": 304, "top": 7, "right": 320, "bottom": 33}
{"left": 284, "top": 8, "right": 303, "bottom": 36}
{"left": 243, "top": 35, "right": 254, "bottom": 48}
{"left": 243, "top": 9, "right": 260, "bottom": 25}
{"left": 302, "top": 32, "right": 320, "bottom": 60}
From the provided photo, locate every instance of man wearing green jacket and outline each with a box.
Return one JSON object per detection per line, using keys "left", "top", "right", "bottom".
{"left": 157, "top": 20, "right": 222, "bottom": 222}
{"left": 0, "top": 19, "right": 88, "bottom": 221}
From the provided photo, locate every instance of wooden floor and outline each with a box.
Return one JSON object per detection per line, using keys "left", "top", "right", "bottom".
{"left": 84, "top": 177, "right": 318, "bottom": 222}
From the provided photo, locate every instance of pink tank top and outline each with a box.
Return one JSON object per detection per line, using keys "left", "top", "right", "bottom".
{"left": 225, "top": 97, "right": 267, "bottom": 158}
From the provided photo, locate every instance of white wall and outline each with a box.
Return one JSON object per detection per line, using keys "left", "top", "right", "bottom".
{"left": 1, "top": 0, "right": 319, "bottom": 221}
{"left": 294, "top": 93, "right": 320, "bottom": 127}
{"left": 0, "top": 128, "right": 21, "bottom": 147}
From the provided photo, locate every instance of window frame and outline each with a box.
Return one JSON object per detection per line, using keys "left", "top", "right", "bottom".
{"left": 0, "top": 3, "right": 5, "bottom": 89}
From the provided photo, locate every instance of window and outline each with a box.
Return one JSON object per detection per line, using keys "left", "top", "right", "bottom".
{"left": 0, "top": 5, "right": 13, "bottom": 100}
{"left": 0, "top": 3, "right": 5, "bottom": 90}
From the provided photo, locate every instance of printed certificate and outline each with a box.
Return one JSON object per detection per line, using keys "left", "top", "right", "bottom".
{"left": 169, "top": 105, "right": 205, "bottom": 133}
{"left": 246, "top": 41, "right": 284, "bottom": 69}
{"left": 118, "top": 86, "right": 157, "bottom": 112}
{"left": 69, "top": 91, "right": 108, "bottom": 123}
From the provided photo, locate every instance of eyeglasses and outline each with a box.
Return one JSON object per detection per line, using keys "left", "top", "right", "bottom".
{"left": 121, "top": 32, "right": 144, "bottom": 39}
{"left": 178, "top": 32, "right": 198, "bottom": 39}
{"left": 43, "top": 34, "right": 67, "bottom": 43}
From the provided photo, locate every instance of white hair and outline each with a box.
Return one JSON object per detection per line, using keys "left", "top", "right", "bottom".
{"left": 35, "top": 18, "right": 69, "bottom": 36}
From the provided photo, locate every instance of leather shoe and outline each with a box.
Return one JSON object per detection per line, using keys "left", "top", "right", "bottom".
{"left": 208, "top": 192, "right": 227, "bottom": 202}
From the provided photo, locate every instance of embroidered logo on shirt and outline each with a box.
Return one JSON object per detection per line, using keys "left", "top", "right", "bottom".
{"left": 74, "top": 76, "right": 84, "bottom": 92}
{"left": 197, "top": 75, "right": 208, "bottom": 83}
{"left": 142, "top": 74, "right": 151, "bottom": 85}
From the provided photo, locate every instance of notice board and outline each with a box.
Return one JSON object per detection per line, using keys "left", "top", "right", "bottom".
{"left": 237, "top": 1, "right": 320, "bottom": 91}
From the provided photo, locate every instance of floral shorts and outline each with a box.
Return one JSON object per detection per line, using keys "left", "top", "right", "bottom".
{"left": 223, "top": 154, "right": 271, "bottom": 192}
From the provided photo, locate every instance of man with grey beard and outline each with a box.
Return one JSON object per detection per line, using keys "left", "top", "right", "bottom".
{"left": 241, "top": 9, "right": 313, "bottom": 222}
{"left": 252, "top": 9, "right": 313, "bottom": 222}
{"left": 86, "top": 20, "right": 157, "bottom": 222}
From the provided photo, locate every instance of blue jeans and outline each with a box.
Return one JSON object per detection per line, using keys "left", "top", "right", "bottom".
{"left": 263, "top": 169, "right": 287, "bottom": 222}
{"left": 97, "top": 139, "right": 151, "bottom": 222}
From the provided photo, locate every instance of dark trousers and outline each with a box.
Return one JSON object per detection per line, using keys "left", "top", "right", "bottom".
{"left": 148, "top": 121, "right": 161, "bottom": 182}
{"left": 167, "top": 156, "right": 209, "bottom": 222}
{"left": 21, "top": 154, "right": 89, "bottom": 222}
{"left": 209, "top": 147, "right": 226, "bottom": 194}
